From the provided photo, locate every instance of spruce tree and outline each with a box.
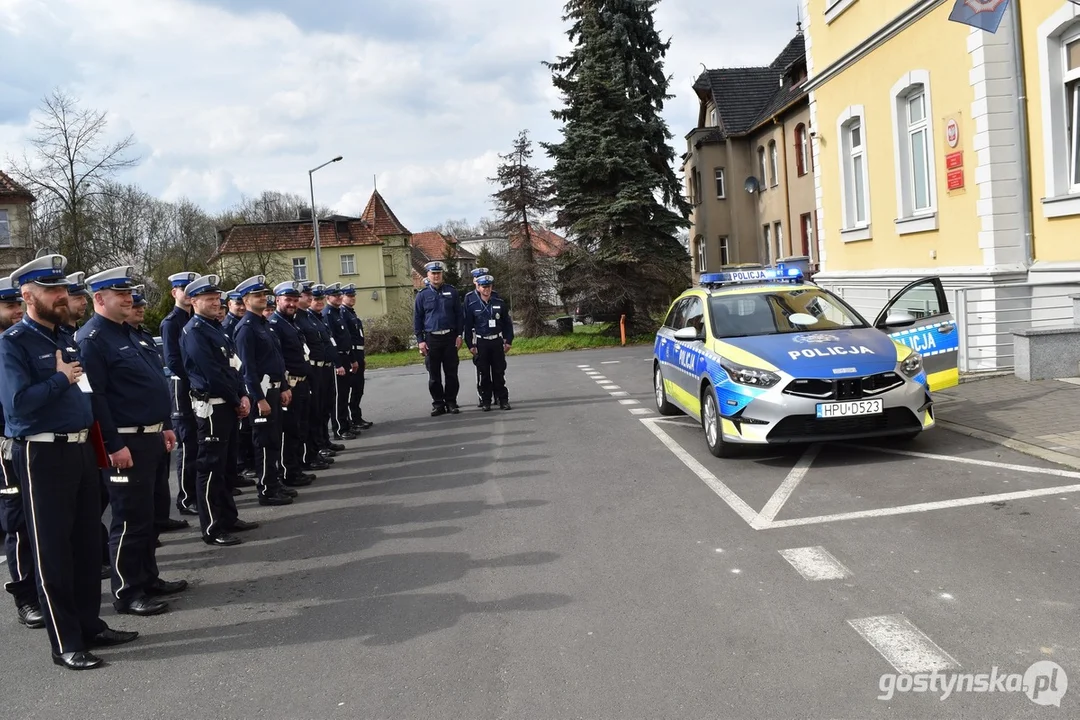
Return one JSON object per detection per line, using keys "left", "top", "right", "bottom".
{"left": 543, "top": 0, "right": 691, "bottom": 334}
{"left": 489, "top": 129, "right": 552, "bottom": 337}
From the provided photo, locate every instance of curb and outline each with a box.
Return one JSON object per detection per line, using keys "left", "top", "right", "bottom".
{"left": 937, "top": 419, "right": 1080, "bottom": 471}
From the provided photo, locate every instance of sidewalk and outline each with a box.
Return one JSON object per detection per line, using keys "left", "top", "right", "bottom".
{"left": 934, "top": 373, "right": 1080, "bottom": 470}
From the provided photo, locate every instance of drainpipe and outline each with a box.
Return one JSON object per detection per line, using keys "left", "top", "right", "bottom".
{"left": 1008, "top": 0, "right": 1035, "bottom": 268}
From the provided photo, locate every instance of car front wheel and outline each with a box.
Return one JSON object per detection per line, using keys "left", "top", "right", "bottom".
{"left": 702, "top": 385, "right": 736, "bottom": 458}
{"left": 654, "top": 365, "right": 680, "bottom": 416}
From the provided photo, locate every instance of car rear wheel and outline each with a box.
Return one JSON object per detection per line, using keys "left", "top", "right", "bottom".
{"left": 702, "top": 385, "right": 736, "bottom": 458}
{"left": 654, "top": 365, "right": 680, "bottom": 416}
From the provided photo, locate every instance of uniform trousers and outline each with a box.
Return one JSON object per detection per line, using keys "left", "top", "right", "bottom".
{"left": 195, "top": 402, "right": 240, "bottom": 540}
{"left": 319, "top": 365, "right": 335, "bottom": 446}
{"left": 426, "top": 333, "right": 460, "bottom": 409}
{"left": 153, "top": 443, "right": 171, "bottom": 530}
{"left": 473, "top": 356, "right": 483, "bottom": 406}
{"left": 281, "top": 379, "right": 310, "bottom": 483}
{"left": 236, "top": 415, "right": 255, "bottom": 475}
{"left": 348, "top": 358, "right": 366, "bottom": 422}
{"left": 104, "top": 432, "right": 164, "bottom": 605}
{"left": 170, "top": 378, "right": 198, "bottom": 511}
{"left": 475, "top": 338, "right": 509, "bottom": 405}
{"left": 1, "top": 454, "right": 36, "bottom": 608}
{"left": 252, "top": 387, "right": 284, "bottom": 498}
{"left": 13, "top": 439, "right": 106, "bottom": 655}
{"left": 303, "top": 365, "right": 324, "bottom": 464}
{"left": 332, "top": 368, "right": 352, "bottom": 436}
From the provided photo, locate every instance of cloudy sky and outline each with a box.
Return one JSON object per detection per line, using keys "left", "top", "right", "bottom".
{"left": 0, "top": 0, "right": 800, "bottom": 231}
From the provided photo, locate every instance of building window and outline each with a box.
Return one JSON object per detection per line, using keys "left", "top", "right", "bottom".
{"left": 1065, "top": 34, "right": 1080, "bottom": 191}
{"left": 800, "top": 213, "right": 814, "bottom": 258}
{"left": 709, "top": 107, "right": 718, "bottom": 127}
{"left": 892, "top": 71, "right": 936, "bottom": 222}
{"left": 0, "top": 209, "right": 10, "bottom": 247}
{"left": 340, "top": 253, "right": 356, "bottom": 275}
{"left": 383, "top": 254, "right": 394, "bottom": 276}
{"left": 762, "top": 224, "right": 771, "bottom": 260}
{"left": 838, "top": 106, "right": 870, "bottom": 232}
{"left": 714, "top": 168, "right": 726, "bottom": 199}
{"left": 695, "top": 236, "right": 707, "bottom": 272}
{"left": 1036, "top": 12, "right": 1080, "bottom": 216}
{"left": 795, "top": 124, "right": 809, "bottom": 176}
{"left": 757, "top": 146, "right": 768, "bottom": 189}
{"left": 718, "top": 236, "right": 730, "bottom": 266}
{"left": 774, "top": 222, "right": 784, "bottom": 260}
{"left": 768, "top": 141, "right": 779, "bottom": 187}
{"left": 292, "top": 257, "right": 307, "bottom": 281}
{"left": 693, "top": 167, "right": 702, "bottom": 205}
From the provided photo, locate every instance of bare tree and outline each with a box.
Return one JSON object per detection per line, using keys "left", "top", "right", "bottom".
{"left": 217, "top": 190, "right": 334, "bottom": 226}
{"left": 8, "top": 89, "right": 139, "bottom": 271}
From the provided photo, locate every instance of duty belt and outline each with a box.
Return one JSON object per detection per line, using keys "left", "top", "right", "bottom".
{"left": 287, "top": 374, "right": 307, "bottom": 386}
{"left": 429, "top": 329, "right": 452, "bottom": 335}
{"left": 479, "top": 334, "right": 502, "bottom": 341}
{"left": 354, "top": 345, "right": 364, "bottom": 351}
{"left": 22, "top": 429, "right": 90, "bottom": 443}
{"left": 117, "top": 423, "right": 164, "bottom": 434}
{"left": 311, "top": 360, "right": 328, "bottom": 367}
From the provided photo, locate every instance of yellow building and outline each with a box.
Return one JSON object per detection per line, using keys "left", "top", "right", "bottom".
{"left": 210, "top": 190, "right": 414, "bottom": 318}
{"left": 802, "top": 0, "right": 1080, "bottom": 370}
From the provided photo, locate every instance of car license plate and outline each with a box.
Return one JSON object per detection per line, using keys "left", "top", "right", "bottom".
{"left": 815, "top": 398, "right": 883, "bottom": 418}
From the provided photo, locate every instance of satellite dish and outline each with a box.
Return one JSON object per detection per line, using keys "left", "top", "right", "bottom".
{"left": 744, "top": 176, "right": 761, "bottom": 194}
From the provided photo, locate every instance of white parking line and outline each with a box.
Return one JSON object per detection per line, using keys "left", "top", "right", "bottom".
{"left": 610, "top": 391, "right": 629, "bottom": 397}
{"left": 846, "top": 443, "right": 1080, "bottom": 481}
{"left": 640, "top": 417, "right": 759, "bottom": 525}
{"left": 630, "top": 408, "right": 652, "bottom": 415}
{"left": 618, "top": 399, "right": 639, "bottom": 405}
{"left": 600, "top": 384, "right": 620, "bottom": 390}
{"left": 601, "top": 361, "right": 620, "bottom": 364}
{"left": 847, "top": 615, "right": 961, "bottom": 674}
{"left": 591, "top": 376, "right": 607, "bottom": 380}
{"left": 754, "top": 444, "right": 821, "bottom": 527}
{"left": 577, "top": 365, "right": 591, "bottom": 368}
{"left": 778, "top": 546, "right": 851, "bottom": 581}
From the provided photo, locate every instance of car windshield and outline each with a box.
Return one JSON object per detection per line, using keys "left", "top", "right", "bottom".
{"left": 708, "top": 287, "right": 869, "bottom": 339}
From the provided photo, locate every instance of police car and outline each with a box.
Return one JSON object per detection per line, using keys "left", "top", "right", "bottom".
{"left": 653, "top": 265, "right": 959, "bottom": 457}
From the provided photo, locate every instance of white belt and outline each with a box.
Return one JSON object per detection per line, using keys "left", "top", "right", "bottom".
{"left": 287, "top": 374, "right": 307, "bottom": 386}
{"left": 0, "top": 487, "right": 18, "bottom": 495}
{"left": 24, "top": 430, "right": 90, "bottom": 443}
{"left": 203, "top": 398, "right": 228, "bottom": 406}
{"left": 117, "top": 423, "right": 164, "bottom": 434}
{"left": 354, "top": 345, "right": 364, "bottom": 351}
{"left": 479, "top": 334, "right": 502, "bottom": 341}
{"left": 429, "top": 329, "right": 452, "bottom": 335}
{"left": 312, "top": 361, "right": 328, "bottom": 367}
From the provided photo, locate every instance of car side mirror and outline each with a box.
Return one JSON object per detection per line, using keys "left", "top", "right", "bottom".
{"left": 882, "top": 310, "right": 918, "bottom": 329}
{"left": 673, "top": 326, "right": 701, "bottom": 341}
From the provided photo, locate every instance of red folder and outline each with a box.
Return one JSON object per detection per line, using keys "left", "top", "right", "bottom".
{"left": 88, "top": 422, "right": 109, "bottom": 469}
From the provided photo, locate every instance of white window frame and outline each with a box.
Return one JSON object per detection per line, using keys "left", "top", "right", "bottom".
{"left": 774, "top": 222, "right": 784, "bottom": 260}
{"left": 714, "top": 167, "right": 726, "bottom": 199}
{"left": 825, "top": 0, "right": 858, "bottom": 25}
{"left": 340, "top": 253, "right": 356, "bottom": 275}
{"left": 0, "top": 209, "right": 10, "bottom": 248}
{"left": 890, "top": 70, "right": 938, "bottom": 235}
{"left": 757, "top": 147, "right": 768, "bottom": 190}
{"left": 709, "top": 107, "right": 718, "bottom": 127}
{"left": 836, "top": 105, "right": 872, "bottom": 242}
{"left": 718, "top": 235, "right": 730, "bottom": 266}
{"left": 695, "top": 236, "right": 707, "bottom": 272}
{"left": 292, "top": 257, "right": 307, "bottom": 281}
{"left": 1039, "top": 6, "right": 1080, "bottom": 218}
{"left": 795, "top": 124, "right": 809, "bottom": 176}
{"left": 768, "top": 140, "right": 779, "bottom": 188}
{"left": 801, "top": 213, "right": 814, "bottom": 261}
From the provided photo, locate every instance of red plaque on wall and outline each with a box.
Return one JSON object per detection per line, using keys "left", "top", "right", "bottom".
{"left": 947, "top": 167, "right": 965, "bottom": 191}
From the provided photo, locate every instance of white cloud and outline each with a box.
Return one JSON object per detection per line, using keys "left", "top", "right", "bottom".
{"left": 0, "top": 0, "right": 799, "bottom": 230}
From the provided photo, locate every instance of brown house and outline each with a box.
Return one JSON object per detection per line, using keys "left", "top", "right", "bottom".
{"left": 408, "top": 231, "right": 476, "bottom": 289}
{"left": 684, "top": 32, "right": 817, "bottom": 282}
{"left": 0, "top": 170, "right": 36, "bottom": 273}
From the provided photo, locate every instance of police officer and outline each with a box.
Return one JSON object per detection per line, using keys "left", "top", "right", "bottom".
{"left": 233, "top": 276, "right": 293, "bottom": 506}
{"left": 340, "top": 284, "right": 373, "bottom": 431}
{"left": 463, "top": 274, "right": 514, "bottom": 411}
{"left": 322, "top": 283, "right": 357, "bottom": 439}
{"left": 294, "top": 284, "right": 332, "bottom": 471}
{"left": 159, "top": 271, "right": 199, "bottom": 517}
{"left": 262, "top": 294, "right": 276, "bottom": 320}
{"left": 62, "top": 271, "right": 90, "bottom": 337}
{"left": 299, "top": 285, "right": 341, "bottom": 466}
{"left": 178, "top": 275, "right": 260, "bottom": 545}
{"left": 128, "top": 289, "right": 189, "bottom": 534}
{"left": 222, "top": 288, "right": 255, "bottom": 483}
{"left": 463, "top": 267, "right": 495, "bottom": 408}
{"left": 414, "top": 261, "right": 464, "bottom": 415}
{"left": 0, "top": 276, "right": 43, "bottom": 630}
{"left": 78, "top": 268, "right": 188, "bottom": 617}
{"left": 269, "top": 281, "right": 316, "bottom": 487}
{"left": 0, "top": 255, "right": 138, "bottom": 670}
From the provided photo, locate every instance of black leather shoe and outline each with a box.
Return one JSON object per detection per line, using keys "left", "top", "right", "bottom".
{"left": 431, "top": 405, "right": 447, "bottom": 417}
{"left": 230, "top": 519, "right": 260, "bottom": 532}
{"left": 114, "top": 596, "right": 169, "bottom": 616}
{"left": 101, "top": 565, "right": 112, "bottom": 580}
{"left": 279, "top": 486, "right": 299, "bottom": 497}
{"left": 232, "top": 487, "right": 242, "bottom": 496}
{"left": 204, "top": 533, "right": 242, "bottom": 547}
{"left": 482, "top": 404, "right": 491, "bottom": 412}
{"left": 155, "top": 518, "right": 190, "bottom": 532}
{"left": 349, "top": 425, "right": 365, "bottom": 434}
{"left": 449, "top": 405, "right": 461, "bottom": 414}
{"left": 327, "top": 442, "right": 345, "bottom": 452}
{"left": 52, "top": 651, "right": 104, "bottom": 670}
{"left": 304, "top": 461, "right": 330, "bottom": 471}
{"left": 17, "top": 603, "right": 45, "bottom": 629}
{"left": 356, "top": 419, "right": 374, "bottom": 429}
{"left": 333, "top": 432, "right": 357, "bottom": 440}
{"left": 500, "top": 402, "right": 512, "bottom": 410}
{"left": 258, "top": 493, "right": 293, "bottom": 506}
{"left": 177, "top": 504, "right": 199, "bottom": 517}
{"left": 86, "top": 627, "right": 139, "bottom": 647}
{"left": 282, "top": 476, "right": 312, "bottom": 487}
{"left": 155, "top": 538, "right": 162, "bottom": 548}
{"left": 318, "top": 448, "right": 337, "bottom": 457}
{"left": 234, "top": 476, "right": 256, "bottom": 487}
{"left": 242, "top": 469, "right": 258, "bottom": 479}
{"left": 146, "top": 578, "right": 188, "bottom": 596}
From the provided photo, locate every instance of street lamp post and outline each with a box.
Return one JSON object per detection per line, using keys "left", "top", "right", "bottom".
{"left": 308, "top": 155, "right": 343, "bottom": 284}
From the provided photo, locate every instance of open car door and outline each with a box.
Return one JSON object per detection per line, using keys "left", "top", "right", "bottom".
{"left": 873, "top": 277, "right": 959, "bottom": 392}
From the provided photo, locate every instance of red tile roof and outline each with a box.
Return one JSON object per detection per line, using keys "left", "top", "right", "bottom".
{"left": 0, "top": 170, "right": 34, "bottom": 202}
{"left": 210, "top": 217, "right": 381, "bottom": 262}
{"left": 410, "top": 231, "right": 477, "bottom": 262}
{"left": 361, "top": 190, "right": 411, "bottom": 236}
{"left": 510, "top": 223, "right": 570, "bottom": 259}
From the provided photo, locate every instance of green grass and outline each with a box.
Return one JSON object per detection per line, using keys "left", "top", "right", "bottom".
{"left": 365, "top": 328, "right": 653, "bottom": 370}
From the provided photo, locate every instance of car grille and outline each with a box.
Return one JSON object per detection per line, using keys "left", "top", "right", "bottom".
{"left": 783, "top": 372, "right": 905, "bottom": 401}
{"left": 767, "top": 408, "right": 921, "bottom": 442}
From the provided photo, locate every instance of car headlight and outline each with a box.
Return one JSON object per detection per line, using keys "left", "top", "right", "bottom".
{"left": 719, "top": 360, "right": 781, "bottom": 388}
{"left": 900, "top": 352, "right": 923, "bottom": 378}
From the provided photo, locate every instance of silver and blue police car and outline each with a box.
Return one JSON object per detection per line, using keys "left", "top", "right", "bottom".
{"left": 653, "top": 265, "right": 960, "bottom": 457}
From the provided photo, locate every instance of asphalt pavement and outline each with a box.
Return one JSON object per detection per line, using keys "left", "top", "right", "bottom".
{"left": 2, "top": 346, "right": 1078, "bottom": 719}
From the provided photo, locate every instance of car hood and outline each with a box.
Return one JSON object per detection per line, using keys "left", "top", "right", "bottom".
{"left": 721, "top": 328, "right": 903, "bottom": 379}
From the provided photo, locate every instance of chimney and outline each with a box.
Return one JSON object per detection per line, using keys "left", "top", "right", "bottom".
{"left": 298, "top": 208, "right": 313, "bottom": 221}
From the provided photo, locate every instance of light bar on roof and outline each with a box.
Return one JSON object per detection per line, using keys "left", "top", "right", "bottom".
{"left": 699, "top": 263, "right": 803, "bottom": 288}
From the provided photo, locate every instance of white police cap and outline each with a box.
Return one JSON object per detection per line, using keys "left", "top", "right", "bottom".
{"left": 274, "top": 280, "right": 302, "bottom": 297}
{"left": 0, "top": 276, "right": 22, "bottom": 302}
{"left": 186, "top": 274, "right": 222, "bottom": 298}
{"left": 169, "top": 271, "right": 198, "bottom": 288}
{"left": 235, "top": 275, "right": 269, "bottom": 296}
{"left": 11, "top": 254, "right": 68, "bottom": 288}
{"left": 85, "top": 266, "right": 137, "bottom": 292}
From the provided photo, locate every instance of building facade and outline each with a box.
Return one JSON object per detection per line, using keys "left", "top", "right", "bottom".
{"left": 803, "top": 0, "right": 1080, "bottom": 370}
{"left": 0, "top": 170, "right": 36, "bottom": 274}
{"left": 684, "top": 34, "right": 818, "bottom": 282}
